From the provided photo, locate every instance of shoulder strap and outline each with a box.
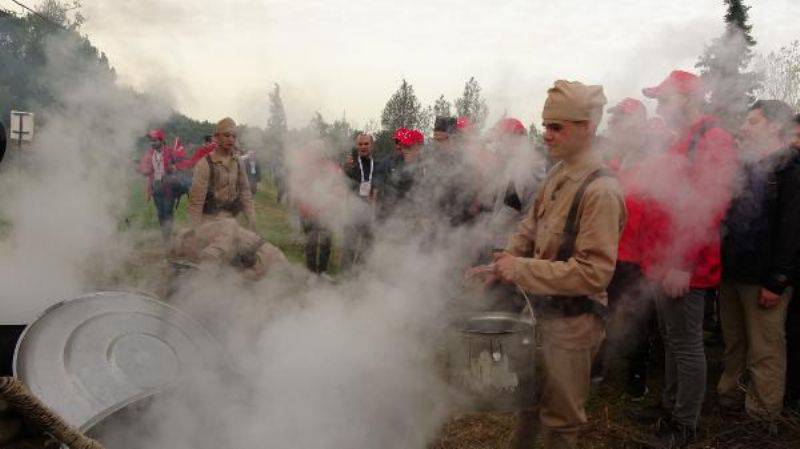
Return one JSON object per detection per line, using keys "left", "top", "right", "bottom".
{"left": 687, "top": 122, "right": 712, "bottom": 163}
{"left": 555, "top": 168, "right": 613, "bottom": 262}
{"left": 205, "top": 155, "right": 215, "bottom": 193}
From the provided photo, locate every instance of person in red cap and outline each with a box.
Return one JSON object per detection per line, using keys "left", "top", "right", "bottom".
{"left": 483, "top": 117, "right": 544, "bottom": 251}
{"left": 376, "top": 128, "right": 426, "bottom": 220}
{"left": 632, "top": 70, "right": 738, "bottom": 447}
{"left": 137, "top": 129, "right": 181, "bottom": 241}
{"left": 594, "top": 98, "right": 656, "bottom": 400}
{"left": 426, "top": 115, "right": 482, "bottom": 226}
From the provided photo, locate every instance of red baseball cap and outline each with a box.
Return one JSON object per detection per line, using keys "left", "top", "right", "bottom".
{"left": 493, "top": 118, "right": 527, "bottom": 136}
{"left": 642, "top": 70, "right": 704, "bottom": 99}
{"left": 456, "top": 116, "right": 474, "bottom": 132}
{"left": 607, "top": 98, "right": 646, "bottom": 116}
{"left": 147, "top": 129, "right": 165, "bottom": 141}
{"left": 394, "top": 128, "right": 424, "bottom": 147}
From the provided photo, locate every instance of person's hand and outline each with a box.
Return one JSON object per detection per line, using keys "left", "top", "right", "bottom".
{"left": 345, "top": 154, "right": 355, "bottom": 168}
{"left": 493, "top": 252, "right": 517, "bottom": 284}
{"left": 662, "top": 269, "right": 691, "bottom": 298}
{"left": 466, "top": 264, "right": 499, "bottom": 287}
{"left": 758, "top": 288, "right": 781, "bottom": 309}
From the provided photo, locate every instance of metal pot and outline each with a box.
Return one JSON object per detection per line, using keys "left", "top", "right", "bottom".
{"left": 445, "top": 310, "right": 536, "bottom": 412}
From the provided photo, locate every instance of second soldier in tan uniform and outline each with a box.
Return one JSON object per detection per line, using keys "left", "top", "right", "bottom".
{"left": 487, "top": 81, "right": 626, "bottom": 448}
{"left": 187, "top": 117, "right": 257, "bottom": 229}
{"left": 179, "top": 117, "right": 286, "bottom": 278}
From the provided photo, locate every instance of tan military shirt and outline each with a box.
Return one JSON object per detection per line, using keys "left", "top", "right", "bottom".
{"left": 188, "top": 151, "right": 256, "bottom": 228}
{"left": 505, "top": 153, "right": 626, "bottom": 304}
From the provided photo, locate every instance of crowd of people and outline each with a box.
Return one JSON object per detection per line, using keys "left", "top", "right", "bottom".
{"left": 135, "top": 68, "right": 800, "bottom": 449}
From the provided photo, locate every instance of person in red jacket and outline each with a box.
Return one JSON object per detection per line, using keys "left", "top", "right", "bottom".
{"left": 595, "top": 98, "right": 655, "bottom": 400}
{"left": 176, "top": 135, "right": 217, "bottom": 171}
{"left": 634, "top": 70, "right": 738, "bottom": 448}
{"left": 137, "top": 129, "right": 182, "bottom": 241}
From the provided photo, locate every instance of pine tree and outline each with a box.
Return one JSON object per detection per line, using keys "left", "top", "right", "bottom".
{"left": 266, "top": 83, "right": 288, "bottom": 139}
{"left": 381, "top": 79, "right": 423, "bottom": 131}
{"left": 454, "top": 77, "right": 489, "bottom": 130}
{"left": 695, "top": 0, "right": 760, "bottom": 129}
{"left": 433, "top": 95, "right": 452, "bottom": 117}
{"left": 265, "top": 83, "right": 288, "bottom": 183}
{"left": 418, "top": 105, "right": 434, "bottom": 135}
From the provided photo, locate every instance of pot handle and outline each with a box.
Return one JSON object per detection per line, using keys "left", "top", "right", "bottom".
{"left": 516, "top": 287, "right": 536, "bottom": 325}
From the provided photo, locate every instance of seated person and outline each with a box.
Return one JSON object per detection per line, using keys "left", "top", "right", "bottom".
{"left": 172, "top": 218, "right": 288, "bottom": 281}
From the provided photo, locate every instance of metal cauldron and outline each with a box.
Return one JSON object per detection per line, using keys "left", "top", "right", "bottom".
{"left": 445, "top": 309, "right": 536, "bottom": 411}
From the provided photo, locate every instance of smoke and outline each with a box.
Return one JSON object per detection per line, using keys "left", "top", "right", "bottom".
{"left": 0, "top": 33, "right": 172, "bottom": 323}
{"left": 6, "top": 4, "right": 796, "bottom": 448}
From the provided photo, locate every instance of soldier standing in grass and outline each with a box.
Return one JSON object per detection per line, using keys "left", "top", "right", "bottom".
{"left": 479, "top": 80, "right": 626, "bottom": 449}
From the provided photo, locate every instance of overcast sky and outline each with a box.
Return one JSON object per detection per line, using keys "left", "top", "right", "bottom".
{"left": 8, "top": 0, "right": 800, "bottom": 129}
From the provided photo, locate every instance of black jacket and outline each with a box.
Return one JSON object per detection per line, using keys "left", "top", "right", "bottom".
{"left": 344, "top": 154, "right": 375, "bottom": 195}
{"left": 722, "top": 147, "right": 800, "bottom": 293}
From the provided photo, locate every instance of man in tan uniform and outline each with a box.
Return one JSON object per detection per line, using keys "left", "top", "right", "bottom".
{"left": 180, "top": 118, "right": 284, "bottom": 278}
{"left": 172, "top": 218, "right": 288, "bottom": 280}
{"left": 489, "top": 81, "right": 626, "bottom": 448}
{"left": 187, "top": 117, "right": 257, "bottom": 229}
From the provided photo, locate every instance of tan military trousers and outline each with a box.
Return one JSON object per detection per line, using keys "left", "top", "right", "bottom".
{"left": 717, "top": 280, "right": 789, "bottom": 418}
{"left": 176, "top": 217, "right": 287, "bottom": 280}
{"left": 537, "top": 314, "right": 605, "bottom": 449}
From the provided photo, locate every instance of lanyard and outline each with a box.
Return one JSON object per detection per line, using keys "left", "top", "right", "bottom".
{"left": 357, "top": 157, "right": 373, "bottom": 183}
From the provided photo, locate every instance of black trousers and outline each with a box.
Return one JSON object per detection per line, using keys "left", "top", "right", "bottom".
{"left": 303, "top": 219, "right": 332, "bottom": 274}
{"left": 596, "top": 262, "right": 655, "bottom": 383}
{"left": 786, "top": 286, "right": 800, "bottom": 402}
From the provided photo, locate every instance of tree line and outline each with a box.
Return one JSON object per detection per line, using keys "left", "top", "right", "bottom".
{"left": 2, "top": 1, "right": 799, "bottom": 162}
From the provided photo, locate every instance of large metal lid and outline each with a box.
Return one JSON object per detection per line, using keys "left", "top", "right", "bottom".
{"left": 13, "top": 291, "right": 223, "bottom": 431}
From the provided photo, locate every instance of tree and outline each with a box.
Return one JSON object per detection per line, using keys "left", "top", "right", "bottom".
{"left": 381, "top": 79, "right": 422, "bottom": 131}
{"left": 308, "top": 112, "right": 353, "bottom": 156}
{"left": 310, "top": 111, "right": 330, "bottom": 137}
{"left": 455, "top": 76, "right": 489, "bottom": 130}
{"left": 418, "top": 105, "right": 434, "bottom": 135}
{"left": 0, "top": 2, "right": 116, "bottom": 129}
{"left": 695, "top": 0, "right": 760, "bottom": 129}
{"left": 433, "top": 94, "right": 452, "bottom": 117}
{"left": 753, "top": 40, "right": 800, "bottom": 110}
{"left": 263, "top": 83, "right": 288, "bottom": 178}
{"left": 266, "top": 83, "right": 287, "bottom": 138}
{"left": 36, "top": 0, "right": 84, "bottom": 30}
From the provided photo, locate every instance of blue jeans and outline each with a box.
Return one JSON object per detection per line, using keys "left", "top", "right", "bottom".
{"left": 152, "top": 180, "right": 175, "bottom": 240}
{"left": 655, "top": 288, "right": 707, "bottom": 428}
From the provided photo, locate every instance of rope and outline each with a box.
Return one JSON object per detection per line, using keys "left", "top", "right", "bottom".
{"left": 0, "top": 377, "right": 104, "bottom": 449}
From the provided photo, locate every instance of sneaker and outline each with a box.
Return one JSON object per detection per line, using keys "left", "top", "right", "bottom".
{"left": 627, "top": 404, "right": 670, "bottom": 424}
{"left": 639, "top": 419, "right": 696, "bottom": 449}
